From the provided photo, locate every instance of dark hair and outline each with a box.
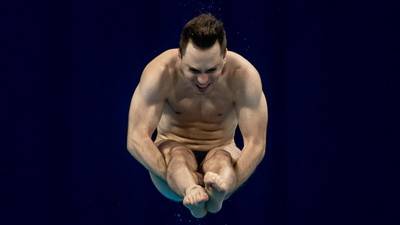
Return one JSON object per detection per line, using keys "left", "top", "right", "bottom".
{"left": 179, "top": 13, "right": 227, "bottom": 57}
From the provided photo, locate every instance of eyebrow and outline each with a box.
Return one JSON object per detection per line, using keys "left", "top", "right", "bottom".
{"left": 187, "top": 64, "right": 218, "bottom": 72}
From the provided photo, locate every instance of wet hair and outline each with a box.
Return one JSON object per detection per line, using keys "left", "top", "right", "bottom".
{"left": 179, "top": 13, "right": 227, "bottom": 57}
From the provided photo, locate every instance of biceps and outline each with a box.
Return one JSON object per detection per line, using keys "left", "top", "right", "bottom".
{"left": 128, "top": 89, "right": 164, "bottom": 138}
{"left": 238, "top": 94, "right": 268, "bottom": 145}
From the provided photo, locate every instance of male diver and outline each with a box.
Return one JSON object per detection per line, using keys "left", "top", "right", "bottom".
{"left": 127, "top": 13, "right": 268, "bottom": 218}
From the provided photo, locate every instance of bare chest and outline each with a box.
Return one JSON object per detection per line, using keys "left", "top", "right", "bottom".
{"left": 165, "top": 83, "right": 235, "bottom": 124}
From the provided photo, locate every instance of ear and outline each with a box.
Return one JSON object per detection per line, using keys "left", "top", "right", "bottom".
{"left": 177, "top": 51, "right": 183, "bottom": 67}
{"left": 178, "top": 48, "right": 184, "bottom": 59}
{"left": 223, "top": 47, "right": 228, "bottom": 59}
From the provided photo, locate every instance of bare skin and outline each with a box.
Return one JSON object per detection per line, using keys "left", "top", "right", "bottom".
{"left": 127, "top": 41, "right": 268, "bottom": 218}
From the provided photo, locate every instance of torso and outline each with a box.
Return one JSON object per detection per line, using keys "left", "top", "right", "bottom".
{"left": 155, "top": 49, "right": 241, "bottom": 151}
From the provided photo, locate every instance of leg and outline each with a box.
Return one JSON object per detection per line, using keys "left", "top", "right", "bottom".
{"left": 150, "top": 140, "right": 208, "bottom": 218}
{"left": 201, "top": 146, "right": 240, "bottom": 213}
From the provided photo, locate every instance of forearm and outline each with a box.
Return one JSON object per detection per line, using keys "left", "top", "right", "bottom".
{"left": 233, "top": 142, "right": 266, "bottom": 190}
{"left": 127, "top": 136, "right": 167, "bottom": 180}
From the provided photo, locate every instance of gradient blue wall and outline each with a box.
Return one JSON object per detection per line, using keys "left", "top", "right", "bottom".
{"left": 6, "top": 0, "right": 399, "bottom": 225}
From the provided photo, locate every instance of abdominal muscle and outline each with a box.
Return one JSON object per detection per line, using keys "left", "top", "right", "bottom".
{"left": 155, "top": 116, "right": 237, "bottom": 151}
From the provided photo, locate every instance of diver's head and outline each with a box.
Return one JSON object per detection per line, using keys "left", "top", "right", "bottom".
{"left": 178, "top": 13, "right": 227, "bottom": 93}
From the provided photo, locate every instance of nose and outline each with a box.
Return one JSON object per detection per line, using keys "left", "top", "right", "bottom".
{"left": 197, "top": 74, "right": 209, "bottom": 85}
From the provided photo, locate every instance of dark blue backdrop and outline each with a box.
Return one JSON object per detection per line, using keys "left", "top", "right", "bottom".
{"left": 5, "top": 0, "right": 399, "bottom": 225}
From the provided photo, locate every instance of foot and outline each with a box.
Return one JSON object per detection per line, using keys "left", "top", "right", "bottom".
{"left": 204, "top": 172, "right": 229, "bottom": 213}
{"left": 183, "top": 184, "right": 209, "bottom": 218}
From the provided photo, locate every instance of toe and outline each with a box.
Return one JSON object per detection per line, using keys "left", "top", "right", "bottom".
{"left": 186, "top": 196, "right": 191, "bottom": 205}
{"left": 183, "top": 197, "right": 190, "bottom": 206}
{"left": 196, "top": 193, "right": 202, "bottom": 203}
{"left": 191, "top": 196, "right": 196, "bottom": 204}
{"left": 196, "top": 193, "right": 205, "bottom": 204}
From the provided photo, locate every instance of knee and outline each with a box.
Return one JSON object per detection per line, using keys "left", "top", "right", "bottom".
{"left": 209, "top": 149, "right": 233, "bottom": 162}
{"left": 167, "top": 148, "right": 197, "bottom": 171}
{"left": 202, "top": 149, "right": 233, "bottom": 171}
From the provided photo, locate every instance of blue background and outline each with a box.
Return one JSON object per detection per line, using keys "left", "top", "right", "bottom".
{"left": 4, "top": 0, "right": 399, "bottom": 225}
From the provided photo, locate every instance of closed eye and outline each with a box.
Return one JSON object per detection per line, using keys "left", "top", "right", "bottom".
{"left": 189, "top": 68, "right": 201, "bottom": 74}
{"left": 206, "top": 68, "right": 217, "bottom": 73}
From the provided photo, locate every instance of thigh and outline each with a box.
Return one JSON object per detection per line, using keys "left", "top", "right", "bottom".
{"left": 149, "top": 139, "right": 199, "bottom": 202}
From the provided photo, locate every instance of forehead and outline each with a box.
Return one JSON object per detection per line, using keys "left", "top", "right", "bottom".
{"left": 182, "top": 41, "right": 222, "bottom": 66}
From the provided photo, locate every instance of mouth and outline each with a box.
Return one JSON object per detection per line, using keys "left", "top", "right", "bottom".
{"left": 195, "top": 83, "right": 210, "bottom": 92}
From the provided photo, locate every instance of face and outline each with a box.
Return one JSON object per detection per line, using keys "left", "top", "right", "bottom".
{"left": 179, "top": 40, "right": 226, "bottom": 93}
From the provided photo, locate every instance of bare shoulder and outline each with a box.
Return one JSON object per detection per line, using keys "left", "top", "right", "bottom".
{"left": 140, "top": 48, "right": 178, "bottom": 83}
{"left": 226, "top": 50, "right": 263, "bottom": 98}
{"left": 138, "top": 49, "right": 178, "bottom": 100}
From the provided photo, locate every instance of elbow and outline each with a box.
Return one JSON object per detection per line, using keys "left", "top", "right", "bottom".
{"left": 258, "top": 143, "right": 267, "bottom": 163}
{"left": 126, "top": 132, "right": 152, "bottom": 154}
{"left": 126, "top": 132, "right": 141, "bottom": 154}
{"left": 249, "top": 138, "right": 267, "bottom": 158}
{"left": 256, "top": 147, "right": 266, "bottom": 162}
{"left": 126, "top": 135, "right": 136, "bottom": 152}
{"left": 126, "top": 140, "right": 137, "bottom": 158}
{"left": 126, "top": 142, "right": 135, "bottom": 153}
{"left": 260, "top": 148, "right": 266, "bottom": 161}
{"left": 126, "top": 136, "right": 144, "bottom": 162}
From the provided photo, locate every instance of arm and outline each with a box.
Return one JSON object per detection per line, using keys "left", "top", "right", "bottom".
{"left": 232, "top": 65, "right": 268, "bottom": 190}
{"left": 126, "top": 60, "right": 172, "bottom": 180}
